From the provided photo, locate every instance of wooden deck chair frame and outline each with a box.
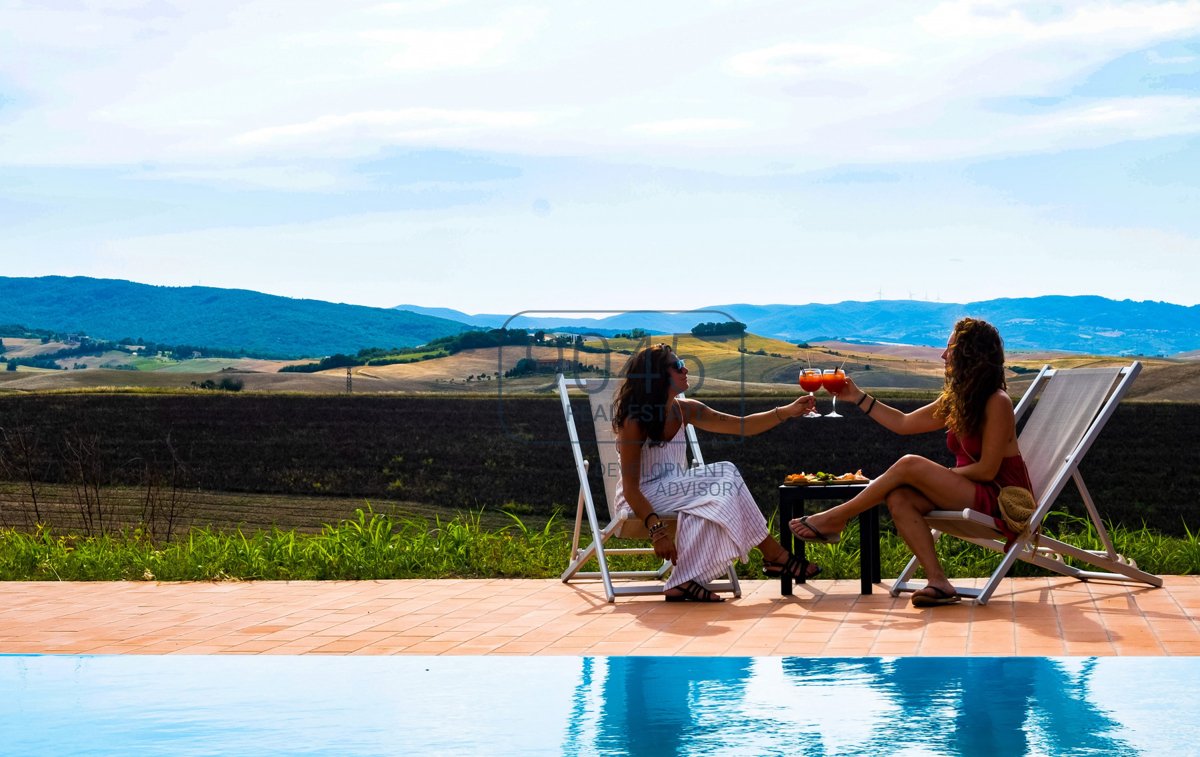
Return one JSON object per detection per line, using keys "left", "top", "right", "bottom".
{"left": 557, "top": 374, "right": 742, "bottom": 602}
{"left": 891, "top": 361, "right": 1161, "bottom": 605}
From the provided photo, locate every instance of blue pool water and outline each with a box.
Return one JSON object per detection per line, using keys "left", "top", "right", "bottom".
{"left": 2, "top": 655, "right": 1195, "bottom": 756}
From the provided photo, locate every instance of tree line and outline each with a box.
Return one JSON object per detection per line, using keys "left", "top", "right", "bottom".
{"left": 1, "top": 323, "right": 272, "bottom": 371}
{"left": 281, "top": 328, "right": 607, "bottom": 373}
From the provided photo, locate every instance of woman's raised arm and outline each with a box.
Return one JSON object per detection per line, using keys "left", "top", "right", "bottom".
{"left": 678, "top": 395, "right": 813, "bottom": 437}
{"left": 834, "top": 376, "right": 945, "bottom": 436}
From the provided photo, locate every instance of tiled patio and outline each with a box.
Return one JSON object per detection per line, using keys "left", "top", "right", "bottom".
{"left": 2, "top": 576, "right": 1197, "bottom": 657}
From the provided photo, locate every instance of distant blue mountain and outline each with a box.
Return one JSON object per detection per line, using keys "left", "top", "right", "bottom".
{"left": 398, "top": 306, "right": 733, "bottom": 336}
{"left": 0, "top": 276, "right": 471, "bottom": 358}
{"left": 2, "top": 276, "right": 1192, "bottom": 358}
{"left": 397, "top": 296, "right": 1200, "bottom": 356}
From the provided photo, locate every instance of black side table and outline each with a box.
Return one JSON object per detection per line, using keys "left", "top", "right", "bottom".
{"left": 778, "top": 483, "right": 882, "bottom": 596}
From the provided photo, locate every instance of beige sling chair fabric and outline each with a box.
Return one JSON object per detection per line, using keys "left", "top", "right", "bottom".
{"left": 558, "top": 374, "right": 741, "bottom": 602}
{"left": 891, "top": 362, "right": 1161, "bottom": 604}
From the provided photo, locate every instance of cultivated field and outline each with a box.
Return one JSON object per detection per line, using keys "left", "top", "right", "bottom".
{"left": 3, "top": 330, "right": 1196, "bottom": 541}
{"left": 1, "top": 394, "right": 1196, "bottom": 538}
{"left": 0, "top": 337, "right": 75, "bottom": 358}
{"left": 4, "top": 333, "right": 1193, "bottom": 398}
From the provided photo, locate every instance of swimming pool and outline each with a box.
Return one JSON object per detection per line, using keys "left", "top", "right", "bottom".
{"left": 2, "top": 655, "right": 1194, "bottom": 755}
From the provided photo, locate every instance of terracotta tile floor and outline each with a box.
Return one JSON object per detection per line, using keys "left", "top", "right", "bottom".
{"left": 1, "top": 576, "right": 1196, "bottom": 656}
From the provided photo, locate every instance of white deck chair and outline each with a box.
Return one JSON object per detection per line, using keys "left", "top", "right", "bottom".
{"left": 557, "top": 373, "right": 742, "bottom": 602}
{"left": 891, "top": 361, "right": 1161, "bottom": 605}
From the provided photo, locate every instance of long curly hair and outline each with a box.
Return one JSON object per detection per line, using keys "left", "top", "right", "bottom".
{"left": 935, "top": 317, "right": 1007, "bottom": 437}
{"left": 612, "top": 343, "right": 677, "bottom": 445}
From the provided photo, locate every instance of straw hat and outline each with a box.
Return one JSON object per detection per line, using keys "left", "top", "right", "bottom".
{"left": 998, "top": 486, "right": 1036, "bottom": 536}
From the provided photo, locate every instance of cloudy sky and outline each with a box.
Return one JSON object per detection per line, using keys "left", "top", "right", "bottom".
{"left": 2, "top": 1, "right": 1198, "bottom": 314}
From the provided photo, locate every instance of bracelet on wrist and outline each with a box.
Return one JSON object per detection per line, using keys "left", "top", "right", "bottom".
{"left": 773, "top": 406, "right": 784, "bottom": 423}
{"left": 643, "top": 511, "right": 660, "bottom": 528}
{"left": 865, "top": 397, "right": 878, "bottom": 416}
{"left": 856, "top": 392, "right": 871, "bottom": 408}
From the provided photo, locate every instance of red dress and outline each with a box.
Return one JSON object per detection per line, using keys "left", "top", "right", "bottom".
{"left": 946, "top": 429, "right": 1034, "bottom": 539}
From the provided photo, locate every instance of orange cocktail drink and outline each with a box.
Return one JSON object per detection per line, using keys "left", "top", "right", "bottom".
{"left": 821, "top": 368, "right": 846, "bottom": 418}
{"left": 799, "top": 368, "right": 823, "bottom": 418}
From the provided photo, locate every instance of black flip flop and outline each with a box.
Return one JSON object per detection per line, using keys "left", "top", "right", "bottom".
{"left": 790, "top": 515, "right": 842, "bottom": 544}
{"left": 911, "top": 585, "right": 960, "bottom": 607}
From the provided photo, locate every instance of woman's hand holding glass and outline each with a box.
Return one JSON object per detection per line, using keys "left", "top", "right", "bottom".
{"left": 779, "top": 394, "right": 816, "bottom": 419}
{"left": 799, "top": 368, "right": 823, "bottom": 418}
{"left": 828, "top": 374, "right": 865, "bottom": 408}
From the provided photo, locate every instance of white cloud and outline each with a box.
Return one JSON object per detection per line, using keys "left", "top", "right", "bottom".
{"left": 920, "top": 0, "right": 1200, "bottom": 42}
{"left": 65, "top": 181, "right": 1199, "bottom": 311}
{"left": 3, "top": 1, "right": 1199, "bottom": 168}
{"left": 1015, "top": 96, "right": 1200, "bottom": 143}
{"left": 233, "top": 108, "right": 544, "bottom": 149}
{"left": 727, "top": 42, "right": 901, "bottom": 77}
{"left": 3, "top": 1, "right": 1200, "bottom": 309}
{"left": 627, "top": 118, "right": 751, "bottom": 136}
{"left": 1147, "top": 48, "right": 1199, "bottom": 63}
{"left": 137, "top": 165, "right": 348, "bottom": 192}
{"left": 361, "top": 27, "right": 508, "bottom": 71}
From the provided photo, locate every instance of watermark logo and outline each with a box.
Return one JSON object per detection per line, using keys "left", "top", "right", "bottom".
{"left": 493, "top": 309, "right": 749, "bottom": 444}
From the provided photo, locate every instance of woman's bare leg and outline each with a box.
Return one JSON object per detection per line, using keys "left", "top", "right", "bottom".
{"left": 758, "top": 535, "right": 788, "bottom": 563}
{"left": 886, "top": 486, "right": 955, "bottom": 596}
{"left": 756, "top": 535, "right": 819, "bottom": 578}
{"left": 789, "top": 454, "right": 977, "bottom": 541}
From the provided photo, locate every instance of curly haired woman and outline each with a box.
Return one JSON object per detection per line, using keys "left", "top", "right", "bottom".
{"left": 613, "top": 343, "right": 818, "bottom": 602}
{"left": 788, "top": 317, "right": 1034, "bottom": 607}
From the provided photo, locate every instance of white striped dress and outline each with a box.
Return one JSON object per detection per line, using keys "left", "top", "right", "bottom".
{"left": 615, "top": 424, "right": 768, "bottom": 591}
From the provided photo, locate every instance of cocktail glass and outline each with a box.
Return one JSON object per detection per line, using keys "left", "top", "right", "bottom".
{"left": 799, "top": 368, "right": 823, "bottom": 418}
{"left": 822, "top": 368, "right": 847, "bottom": 419}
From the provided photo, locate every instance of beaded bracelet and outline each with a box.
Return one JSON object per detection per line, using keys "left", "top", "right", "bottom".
{"left": 648, "top": 521, "right": 668, "bottom": 541}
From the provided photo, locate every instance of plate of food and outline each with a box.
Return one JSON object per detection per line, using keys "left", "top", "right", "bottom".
{"left": 783, "top": 470, "right": 869, "bottom": 486}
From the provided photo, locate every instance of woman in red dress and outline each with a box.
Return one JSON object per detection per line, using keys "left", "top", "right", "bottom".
{"left": 789, "top": 317, "right": 1033, "bottom": 607}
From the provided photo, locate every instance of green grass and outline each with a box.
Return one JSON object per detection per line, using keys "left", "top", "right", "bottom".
{"left": 1, "top": 508, "right": 1196, "bottom": 581}
{"left": 365, "top": 349, "right": 448, "bottom": 364}
{"left": 126, "top": 356, "right": 175, "bottom": 370}
{"left": 786, "top": 514, "right": 1200, "bottom": 580}
{"left": 0, "top": 509, "right": 566, "bottom": 581}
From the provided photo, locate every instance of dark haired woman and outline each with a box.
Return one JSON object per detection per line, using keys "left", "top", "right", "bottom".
{"left": 788, "top": 317, "right": 1033, "bottom": 607}
{"left": 613, "top": 343, "right": 818, "bottom": 602}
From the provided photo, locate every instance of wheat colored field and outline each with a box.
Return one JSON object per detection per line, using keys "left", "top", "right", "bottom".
{"left": 1, "top": 334, "right": 1195, "bottom": 400}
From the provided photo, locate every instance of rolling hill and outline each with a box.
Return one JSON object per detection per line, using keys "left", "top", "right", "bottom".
{"left": 5, "top": 330, "right": 1192, "bottom": 402}
{"left": 3, "top": 275, "right": 1198, "bottom": 374}
{"left": 0, "top": 276, "right": 470, "bottom": 358}
{"left": 399, "top": 296, "right": 1200, "bottom": 357}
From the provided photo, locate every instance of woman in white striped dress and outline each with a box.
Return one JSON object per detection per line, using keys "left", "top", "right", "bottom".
{"left": 614, "top": 344, "right": 819, "bottom": 602}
